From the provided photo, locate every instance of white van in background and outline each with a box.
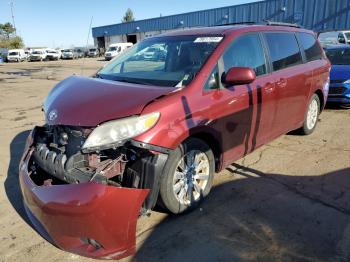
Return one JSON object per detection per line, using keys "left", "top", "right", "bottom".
{"left": 7, "top": 49, "right": 26, "bottom": 62}
{"left": 105, "top": 42, "right": 133, "bottom": 61}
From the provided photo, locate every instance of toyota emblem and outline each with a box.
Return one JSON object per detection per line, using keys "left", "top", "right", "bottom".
{"left": 48, "top": 109, "right": 58, "bottom": 121}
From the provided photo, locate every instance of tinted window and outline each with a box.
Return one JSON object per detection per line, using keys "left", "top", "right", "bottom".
{"left": 325, "top": 48, "right": 350, "bottom": 65}
{"left": 265, "top": 33, "right": 303, "bottom": 71}
{"left": 298, "top": 32, "right": 322, "bottom": 62}
{"left": 223, "top": 34, "right": 267, "bottom": 77}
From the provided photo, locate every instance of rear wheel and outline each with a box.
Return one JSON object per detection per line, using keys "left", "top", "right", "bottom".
{"left": 299, "top": 94, "right": 320, "bottom": 135}
{"left": 159, "top": 138, "right": 214, "bottom": 214}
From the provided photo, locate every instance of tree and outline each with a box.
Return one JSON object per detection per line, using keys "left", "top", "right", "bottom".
{"left": 121, "top": 8, "right": 135, "bottom": 23}
{"left": 0, "top": 22, "right": 23, "bottom": 49}
{"left": 0, "top": 36, "right": 24, "bottom": 49}
{"left": 0, "top": 22, "right": 16, "bottom": 39}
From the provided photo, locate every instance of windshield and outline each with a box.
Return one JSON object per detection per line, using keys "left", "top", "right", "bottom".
{"left": 98, "top": 36, "right": 223, "bottom": 87}
{"left": 345, "top": 33, "right": 350, "bottom": 40}
{"left": 326, "top": 48, "right": 350, "bottom": 65}
{"left": 64, "top": 49, "right": 72, "bottom": 52}
{"left": 32, "top": 51, "right": 42, "bottom": 54}
{"left": 48, "top": 51, "right": 57, "bottom": 53}
{"left": 9, "top": 52, "right": 18, "bottom": 55}
{"left": 108, "top": 46, "right": 119, "bottom": 52}
{"left": 89, "top": 48, "right": 96, "bottom": 52}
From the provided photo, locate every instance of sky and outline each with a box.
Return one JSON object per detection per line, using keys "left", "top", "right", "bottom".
{"left": 0, "top": 0, "right": 257, "bottom": 48}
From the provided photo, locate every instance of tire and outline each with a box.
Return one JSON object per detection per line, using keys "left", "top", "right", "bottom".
{"left": 159, "top": 138, "right": 215, "bottom": 214}
{"left": 299, "top": 94, "right": 320, "bottom": 135}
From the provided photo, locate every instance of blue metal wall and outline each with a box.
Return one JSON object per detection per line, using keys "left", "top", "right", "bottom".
{"left": 92, "top": 0, "right": 350, "bottom": 38}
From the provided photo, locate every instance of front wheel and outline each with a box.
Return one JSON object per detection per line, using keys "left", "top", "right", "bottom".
{"left": 159, "top": 138, "right": 214, "bottom": 214}
{"left": 299, "top": 94, "right": 320, "bottom": 135}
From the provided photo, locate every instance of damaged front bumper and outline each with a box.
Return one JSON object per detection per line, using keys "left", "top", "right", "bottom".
{"left": 19, "top": 127, "right": 168, "bottom": 259}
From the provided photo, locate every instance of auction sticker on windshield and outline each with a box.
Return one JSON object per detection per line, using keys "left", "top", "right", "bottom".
{"left": 194, "top": 37, "right": 223, "bottom": 43}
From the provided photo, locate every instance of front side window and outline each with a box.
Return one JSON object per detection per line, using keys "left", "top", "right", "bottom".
{"left": 204, "top": 65, "right": 220, "bottom": 90}
{"left": 222, "top": 34, "right": 267, "bottom": 77}
{"left": 265, "top": 32, "right": 303, "bottom": 71}
{"left": 298, "top": 32, "right": 322, "bottom": 62}
{"left": 99, "top": 36, "right": 223, "bottom": 87}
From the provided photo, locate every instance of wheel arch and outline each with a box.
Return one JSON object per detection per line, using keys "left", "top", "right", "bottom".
{"left": 315, "top": 89, "right": 325, "bottom": 111}
{"left": 187, "top": 131, "right": 223, "bottom": 172}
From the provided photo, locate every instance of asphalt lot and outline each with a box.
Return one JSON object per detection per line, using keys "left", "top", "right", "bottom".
{"left": 0, "top": 58, "right": 349, "bottom": 262}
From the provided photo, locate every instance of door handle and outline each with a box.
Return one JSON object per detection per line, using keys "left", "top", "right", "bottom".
{"left": 276, "top": 78, "right": 287, "bottom": 88}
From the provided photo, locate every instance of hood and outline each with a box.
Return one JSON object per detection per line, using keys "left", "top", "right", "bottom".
{"left": 330, "top": 65, "right": 350, "bottom": 81}
{"left": 43, "top": 76, "right": 173, "bottom": 126}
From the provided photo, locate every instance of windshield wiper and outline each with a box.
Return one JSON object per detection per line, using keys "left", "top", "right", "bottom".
{"left": 115, "top": 78, "right": 152, "bottom": 85}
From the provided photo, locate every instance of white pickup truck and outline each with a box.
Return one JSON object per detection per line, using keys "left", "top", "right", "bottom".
{"left": 46, "top": 49, "right": 61, "bottom": 60}
{"left": 29, "top": 49, "right": 47, "bottom": 62}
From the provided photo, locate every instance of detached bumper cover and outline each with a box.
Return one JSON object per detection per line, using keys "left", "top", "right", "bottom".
{"left": 19, "top": 131, "right": 149, "bottom": 259}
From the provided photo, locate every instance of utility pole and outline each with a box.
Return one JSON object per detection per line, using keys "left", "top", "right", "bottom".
{"left": 10, "top": 1, "right": 17, "bottom": 35}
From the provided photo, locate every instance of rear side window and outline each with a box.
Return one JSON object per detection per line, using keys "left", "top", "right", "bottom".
{"left": 222, "top": 34, "right": 267, "bottom": 77}
{"left": 265, "top": 33, "right": 303, "bottom": 71}
{"left": 298, "top": 32, "right": 323, "bottom": 62}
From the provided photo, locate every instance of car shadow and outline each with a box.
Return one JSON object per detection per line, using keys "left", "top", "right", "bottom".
{"left": 135, "top": 166, "right": 350, "bottom": 262}
{"left": 4, "top": 130, "right": 33, "bottom": 226}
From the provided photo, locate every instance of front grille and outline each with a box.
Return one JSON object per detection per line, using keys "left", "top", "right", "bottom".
{"left": 330, "top": 79, "right": 346, "bottom": 84}
{"left": 329, "top": 86, "right": 347, "bottom": 95}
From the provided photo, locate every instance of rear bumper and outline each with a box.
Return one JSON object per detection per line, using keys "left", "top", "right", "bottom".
{"left": 19, "top": 129, "right": 149, "bottom": 259}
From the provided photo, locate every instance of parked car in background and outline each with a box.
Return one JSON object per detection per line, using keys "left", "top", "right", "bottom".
{"left": 336, "top": 31, "right": 350, "bottom": 44}
{"left": 75, "top": 48, "right": 84, "bottom": 58}
{"left": 0, "top": 48, "right": 8, "bottom": 62}
{"left": 59, "top": 49, "right": 65, "bottom": 59}
{"left": 7, "top": 49, "right": 26, "bottom": 62}
{"left": 324, "top": 45, "right": 350, "bottom": 107}
{"left": 319, "top": 31, "right": 341, "bottom": 47}
{"left": 87, "top": 47, "right": 99, "bottom": 57}
{"left": 105, "top": 42, "right": 133, "bottom": 60}
{"left": 19, "top": 24, "right": 330, "bottom": 260}
{"left": 46, "top": 49, "right": 61, "bottom": 60}
{"left": 61, "top": 49, "right": 78, "bottom": 59}
{"left": 29, "top": 49, "right": 47, "bottom": 62}
{"left": 24, "top": 50, "right": 31, "bottom": 60}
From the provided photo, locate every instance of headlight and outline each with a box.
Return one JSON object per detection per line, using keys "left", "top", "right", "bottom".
{"left": 82, "top": 112, "right": 160, "bottom": 150}
{"left": 344, "top": 79, "right": 350, "bottom": 84}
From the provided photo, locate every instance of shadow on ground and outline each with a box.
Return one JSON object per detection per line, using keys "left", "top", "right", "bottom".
{"left": 4, "top": 130, "right": 350, "bottom": 261}
{"left": 135, "top": 166, "right": 350, "bottom": 262}
{"left": 4, "top": 130, "right": 32, "bottom": 226}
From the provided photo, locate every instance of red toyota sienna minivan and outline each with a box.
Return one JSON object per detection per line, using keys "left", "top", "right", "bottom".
{"left": 19, "top": 23, "right": 330, "bottom": 259}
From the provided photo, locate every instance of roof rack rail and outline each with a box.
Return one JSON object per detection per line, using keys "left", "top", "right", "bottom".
{"left": 264, "top": 20, "right": 301, "bottom": 28}
{"left": 218, "top": 21, "right": 258, "bottom": 26}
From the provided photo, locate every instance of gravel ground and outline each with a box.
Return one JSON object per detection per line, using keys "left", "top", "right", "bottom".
{"left": 0, "top": 59, "right": 349, "bottom": 262}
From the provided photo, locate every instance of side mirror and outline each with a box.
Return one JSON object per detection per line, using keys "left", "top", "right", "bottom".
{"left": 223, "top": 67, "right": 256, "bottom": 86}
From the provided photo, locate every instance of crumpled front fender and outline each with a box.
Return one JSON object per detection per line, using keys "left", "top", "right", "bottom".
{"left": 20, "top": 149, "right": 149, "bottom": 260}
